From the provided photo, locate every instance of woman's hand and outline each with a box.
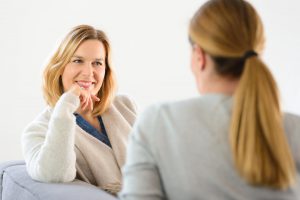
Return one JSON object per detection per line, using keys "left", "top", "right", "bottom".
{"left": 69, "top": 84, "right": 100, "bottom": 111}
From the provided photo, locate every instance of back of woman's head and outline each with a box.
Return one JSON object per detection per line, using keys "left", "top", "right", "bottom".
{"left": 43, "top": 25, "right": 116, "bottom": 116}
{"left": 189, "top": 0, "right": 296, "bottom": 189}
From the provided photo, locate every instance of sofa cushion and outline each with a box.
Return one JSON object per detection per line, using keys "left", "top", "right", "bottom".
{"left": 0, "top": 161, "right": 117, "bottom": 200}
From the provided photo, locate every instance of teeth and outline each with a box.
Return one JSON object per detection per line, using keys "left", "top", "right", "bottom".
{"left": 79, "top": 82, "right": 91, "bottom": 86}
{"left": 76, "top": 81, "right": 94, "bottom": 89}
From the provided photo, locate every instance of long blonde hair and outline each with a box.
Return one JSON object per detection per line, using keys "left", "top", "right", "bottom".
{"left": 43, "top": 25, "right": 116, "bottom": 116}
{"left": 189, "top": 0, "right": 295, "bottom": 189}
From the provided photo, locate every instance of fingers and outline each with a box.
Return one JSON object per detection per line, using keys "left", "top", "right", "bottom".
{"left": 89, "top": 96, "right": 93, "bottom": 111}
{"left": 79, "top": 93, "right": 100, "bottom": 112}
{"left": 81, "top": 94, "right": 89, "bottom": 110}
{"left": 91, "top": 95, "right": 100, "bottom": 102}
{"left": 69, "top": 84, "right": 85, "bottom": 97}
{"left": 81, "top": 96, "right": 93, "bottom": 111}
{"left": 72, "top": 84, "right": 100, "bottom": 112}
{"left": 68, "top": 84, "right": 101, "bottom": 113}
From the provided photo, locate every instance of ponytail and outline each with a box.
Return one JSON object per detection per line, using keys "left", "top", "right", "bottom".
{"left": 230, "top": 56, "right": 296, "bottom": 189}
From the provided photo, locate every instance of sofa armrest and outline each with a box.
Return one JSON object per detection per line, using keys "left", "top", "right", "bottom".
{"left": 0, "top": 161, "right": 117, "bottom": 200}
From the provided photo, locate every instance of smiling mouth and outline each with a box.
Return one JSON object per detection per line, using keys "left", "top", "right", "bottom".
{"left": 75, "top": 81, "right": 96, "bottom": 89}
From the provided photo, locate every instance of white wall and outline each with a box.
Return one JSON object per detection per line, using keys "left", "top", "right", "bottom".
{"left": 0, "top": 0, "right": 299, "bottom": 162}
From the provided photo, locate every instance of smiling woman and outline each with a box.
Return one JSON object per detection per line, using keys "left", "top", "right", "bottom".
{"left": 62, "top": 40, "right": 106, "bottom": 113}
{"left": 63, "top": 40, "right": 106, "bottom": 92}
{"left": 21, "top": 25, "right": 137, "bottom": 196}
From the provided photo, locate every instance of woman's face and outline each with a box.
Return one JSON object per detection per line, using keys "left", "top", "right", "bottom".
{"left": 62, "top": 39, "right": 106, "bottom": 95}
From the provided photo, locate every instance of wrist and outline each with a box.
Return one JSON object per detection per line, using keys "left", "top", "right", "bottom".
{"left": 69, "top": 85, "right": 81, "bottom": 97}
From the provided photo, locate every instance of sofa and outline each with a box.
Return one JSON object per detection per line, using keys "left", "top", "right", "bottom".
{"left": 0, "top": 160, "right": 118, "bottom": 200}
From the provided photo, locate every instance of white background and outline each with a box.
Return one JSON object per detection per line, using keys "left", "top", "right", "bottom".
{"left": 0, "top": 0, "right": 299, "bottom": 162}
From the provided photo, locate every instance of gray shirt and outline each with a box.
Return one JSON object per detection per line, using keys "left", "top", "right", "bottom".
{"left": 120, "top": 94, "right": 300, "bottom": 200}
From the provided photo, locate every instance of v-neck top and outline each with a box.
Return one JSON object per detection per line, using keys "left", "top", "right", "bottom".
{"left": 74, "top": 113, "right": 111, "bottom": 147}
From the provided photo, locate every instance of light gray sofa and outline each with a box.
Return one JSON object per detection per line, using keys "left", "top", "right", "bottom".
{"left": 0, "top": 160, "right": 118, "bottom": 200}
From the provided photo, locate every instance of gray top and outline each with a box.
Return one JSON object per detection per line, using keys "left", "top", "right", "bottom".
{"left": 120, "top": 94, "right": 300, "bottom": 200}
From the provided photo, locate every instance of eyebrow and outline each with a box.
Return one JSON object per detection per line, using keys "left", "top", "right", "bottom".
{"left": 72, "top": 55, "right": 104, "bottom": 61}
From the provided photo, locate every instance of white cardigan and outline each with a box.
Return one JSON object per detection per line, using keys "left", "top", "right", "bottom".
{"left": 22, "top": 91, "right": 137, "bottom": 194}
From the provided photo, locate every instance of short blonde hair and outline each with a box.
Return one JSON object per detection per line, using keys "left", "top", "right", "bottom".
{"left": 189, "top": 0, "right": 295, "bottom": 189}
{"left": 43, "top": 25, "right": 116, "bottom": 116}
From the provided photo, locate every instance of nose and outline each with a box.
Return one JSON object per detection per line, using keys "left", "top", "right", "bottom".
{"left": 81, "top": 62, "right": 94, "bottom": 77}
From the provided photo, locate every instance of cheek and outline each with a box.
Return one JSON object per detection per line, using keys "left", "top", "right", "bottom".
{"left": 61, "top": 66, "right": 77, "bottom": 90}
{"left": 95, "top": 68, "right": 106, "bottom": 81}
{"left": 100, "top": 68, "right": 106, "bottom": 78}
{"left": 93, "top": 69, "right": 106, "bottom": 94}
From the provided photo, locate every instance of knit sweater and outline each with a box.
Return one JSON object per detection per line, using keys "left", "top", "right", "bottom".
{"left": 22, "top": 91, "right": 137, "bottom": 195}
{"left": 120, "top": 94, "right": 300, "bottom": 200}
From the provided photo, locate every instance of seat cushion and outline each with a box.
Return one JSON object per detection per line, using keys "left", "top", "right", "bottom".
{"left": 0, "top": 161, "right": 117, "bottom": 200}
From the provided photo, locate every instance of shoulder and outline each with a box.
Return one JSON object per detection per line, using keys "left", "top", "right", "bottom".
{"left": 283, "top": 112, "right": 300, "bottom": 139}
{"left": 22, "top": 107, "right": 53, "bottom": 142}
{"left": 132, "top": 100, "right": 180, "bottom": 139}
{"left": 284, "top": 112, "right": 300, "bottom": 125}
{"left": 134, "top": 97, "right": 209, "bottom": 127}
{"left": 133, "top": 95, "right": 233, "bottom": 140}
{"left": 107, "top": 94, "right": 137, "bottom": 126}
{"left": 112, "top": 94, "right": 138, "bottom": 114}
{"left": 142, "top": 94, "right": 232, "bottom": 123}
{"left": 24, "top": 107, "right": 52, "bottom": 130}
{"left": 283, "top": 112, "right": 300, "bottom": 166}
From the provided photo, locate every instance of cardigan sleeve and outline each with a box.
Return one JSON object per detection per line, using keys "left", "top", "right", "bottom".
{"left": 21, "top": 91, "right": 80, "bottom": 183}
{"left": 119, "top": 105, "right": 166, "bottom": 200}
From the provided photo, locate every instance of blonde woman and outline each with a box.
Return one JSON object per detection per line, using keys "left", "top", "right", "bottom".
{"left": 22, "top": 25, "right": 137, "bottom": 195}
{"left": 120, "top": 0, "right": 300, "bottom": 199}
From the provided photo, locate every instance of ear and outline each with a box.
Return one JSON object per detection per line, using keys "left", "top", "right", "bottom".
{"left": 193, "top": 45, "right": 206, "bottom": 71}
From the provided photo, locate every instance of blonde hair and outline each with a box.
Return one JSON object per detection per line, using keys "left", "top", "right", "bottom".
{"left": 43, "top": 25, "right": 116, "bottom": 116}
{"left": 189, "top": 0, "right": 295, "bottom": 189}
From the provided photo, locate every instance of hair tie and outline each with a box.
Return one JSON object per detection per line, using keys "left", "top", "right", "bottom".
{"left": 243, "top": 50, "right": 258, "bottom": 60}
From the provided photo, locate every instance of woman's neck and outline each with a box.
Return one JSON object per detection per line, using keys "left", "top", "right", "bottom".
{"left": 199, "top": 75, "right": 239, "bottom": 96}
{"left": 76, "top": 109, "right": 95, "bottom": 121}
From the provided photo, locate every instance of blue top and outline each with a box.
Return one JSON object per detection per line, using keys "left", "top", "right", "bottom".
{"left": 74, "top": 114, "right": 111, "bottom": 147}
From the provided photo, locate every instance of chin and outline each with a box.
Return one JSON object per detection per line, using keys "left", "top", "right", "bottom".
{"left": 90, "top": 90, "right": 98, "bottom": 95}
{"left": 92, "top": 88, "right": 101, "bottom": 95}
